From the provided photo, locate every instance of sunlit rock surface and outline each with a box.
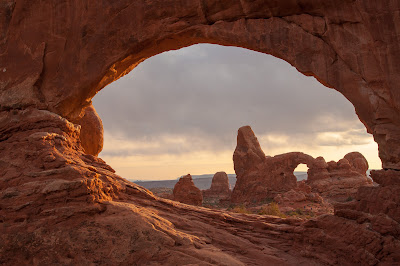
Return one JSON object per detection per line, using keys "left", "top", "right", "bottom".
{"left": 72, "top": 104, "right": 104, "bottom": 156}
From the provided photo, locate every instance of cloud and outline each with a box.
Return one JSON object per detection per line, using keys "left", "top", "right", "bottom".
{"left": 93, "top": 44, "right": 373, "bottom": 158}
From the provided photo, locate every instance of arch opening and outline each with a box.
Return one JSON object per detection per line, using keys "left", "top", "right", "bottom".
{"left": 294, "top": 164, "right": 309, "bottom": 181}
{"left": 91, "top": 44, "right": 380, "bottom": 181}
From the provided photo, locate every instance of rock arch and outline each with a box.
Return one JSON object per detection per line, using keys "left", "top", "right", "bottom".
{"left": 231, "top": 125, "right": 316, "bottom": 203}
{"left": 2, "top": 2, "right": 400, "bottom": 264}
{"left": 1, "top": 0, "right": 400, "bottom": 170}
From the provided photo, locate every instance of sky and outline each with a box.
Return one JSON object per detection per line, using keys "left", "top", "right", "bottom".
{"left": 93, "top": 44, "right": 381, "bottom": 180}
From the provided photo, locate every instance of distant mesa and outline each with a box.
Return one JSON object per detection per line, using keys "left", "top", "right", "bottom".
{"left": 173, "top": 174, "right": 203, "bottom": 206}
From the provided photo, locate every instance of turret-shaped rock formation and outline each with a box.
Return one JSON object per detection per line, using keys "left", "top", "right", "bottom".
{"left": 173, "top": 174, "right": 203, "bottom": 206}
{"left": 203, "top": 172, "right": 231, "bottom": 203}
{"left": 231, "top": 126, "right": 314, "bottom": 203}
{"left": 231, "top": 126, "right": 372, "bottom": 204}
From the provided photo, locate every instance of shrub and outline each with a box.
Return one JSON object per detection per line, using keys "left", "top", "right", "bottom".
{"left": 258, "top": 203, "right": 286, "bottom": 218}
{"left": 345, "top": 196, "right": 354, "bottom": 202}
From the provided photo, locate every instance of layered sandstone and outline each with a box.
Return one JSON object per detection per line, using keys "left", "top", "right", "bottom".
{"left": 0, "top": 109, "right": 397, "bottom": 265}
{"left": 173, "top": 174, "right": 203, "bottom": 206}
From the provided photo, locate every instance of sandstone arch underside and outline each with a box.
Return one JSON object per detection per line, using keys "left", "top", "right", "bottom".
{"left": 1, "top": 0, "right": 400, "bottom": 169}
{"left": 1, "top": 0, "right": 400, "bottom": 265}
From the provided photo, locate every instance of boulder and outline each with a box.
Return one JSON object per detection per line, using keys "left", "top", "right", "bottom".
{"left": 73, "top": 104, "right": 104, "bottom": 156}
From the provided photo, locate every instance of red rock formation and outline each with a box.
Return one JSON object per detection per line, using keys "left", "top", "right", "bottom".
{"left": 173, "top": 174, "right": 203, "bottom": 206}
{"left": 344, "top": 151, "right": 369, "bottom": 175}
{"left": 231, "top": 126, "right": 314, "bottom": 203}
{"left": 307, "top": 152, "right": 373, "bottom": 202}
{"left": 1, "top": 0, "right": 400, "bottom": 170}
{"left": 202, "top": 171, "right": 231, "bottom": 203}
{"left": 73, "top": 104, "right": 104, "bottom": 156}
{"left": 275, "top": 181, "right": 323, "bottom": 205}
{"left": 274, "top": 180, "right": 329, "bottom": 217}
{"left": 2, "top": 109, "right": 398, "bottom": 265}
{"left": 336, "top": 169, "right": 400, "bottom": 224}
{"left": 231, "top": 126, "right": 372, "bottom": 211}
{"left": 1, "top": 1, "right": 400, "bottom": 264}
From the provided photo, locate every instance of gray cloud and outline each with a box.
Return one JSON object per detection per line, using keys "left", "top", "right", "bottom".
{"left": 93, "top": 44, "right": 371, "bottom": 156}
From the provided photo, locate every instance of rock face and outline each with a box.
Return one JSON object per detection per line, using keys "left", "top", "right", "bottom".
{"left": 202, "top": 172, "right": 231, "bottom": 203}
{"left": 2, "top": 1, "right": 400, "bottom": 265}
{"left": 173, "top": 174, "right": 203, "bottom": 206}
{"left": 1, "top": 109, "right": 398, "bottom": 265}
{"left": 1, "top": 0, "right": 400, "bottom": 170}
{"left": 336, "top": 169, "right": 400, "bottom": 225}
{"left": 232, "top": 126, "right": 373, "bottom": 203}
{"left": 232, "top": 126, "right": 314, "bottom": 203}
{"left": 274, "top": 181, "right": 323, "bottom": 205}
{"left": 307, "top": 152, "right": 373, "bottom": 201}
{"left": 73, "top": 104, "right": 104, "bottom": 156}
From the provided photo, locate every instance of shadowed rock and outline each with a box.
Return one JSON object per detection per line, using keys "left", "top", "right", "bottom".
{"left": 173, "top": 174, "right": 203, "bottom": 206}
{"left": 73, "top": 104, "right": 104, "bottom": 156}
{"left": 307, "top": 152, "right": 373, "bottom": 202}
{"left": 232, "top": 126, "right": 314, "bottom": 203}
{"left": 203, "top": 172, "right": 231, "bottom": 203}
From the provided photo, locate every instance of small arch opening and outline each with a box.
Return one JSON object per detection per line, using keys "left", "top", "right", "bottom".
{"left": 294, "top": 164, "right": 308, "bottom": 181}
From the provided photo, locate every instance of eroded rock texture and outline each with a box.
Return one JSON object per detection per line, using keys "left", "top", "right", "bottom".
{"left": 173, "top": 174, "right": 203, "bottom": 206}
{"left": 1, "top": 0, "right": 400, "bottom": 265}
{"left": 307, "top": 152, "right": 373, "bottom": 201}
